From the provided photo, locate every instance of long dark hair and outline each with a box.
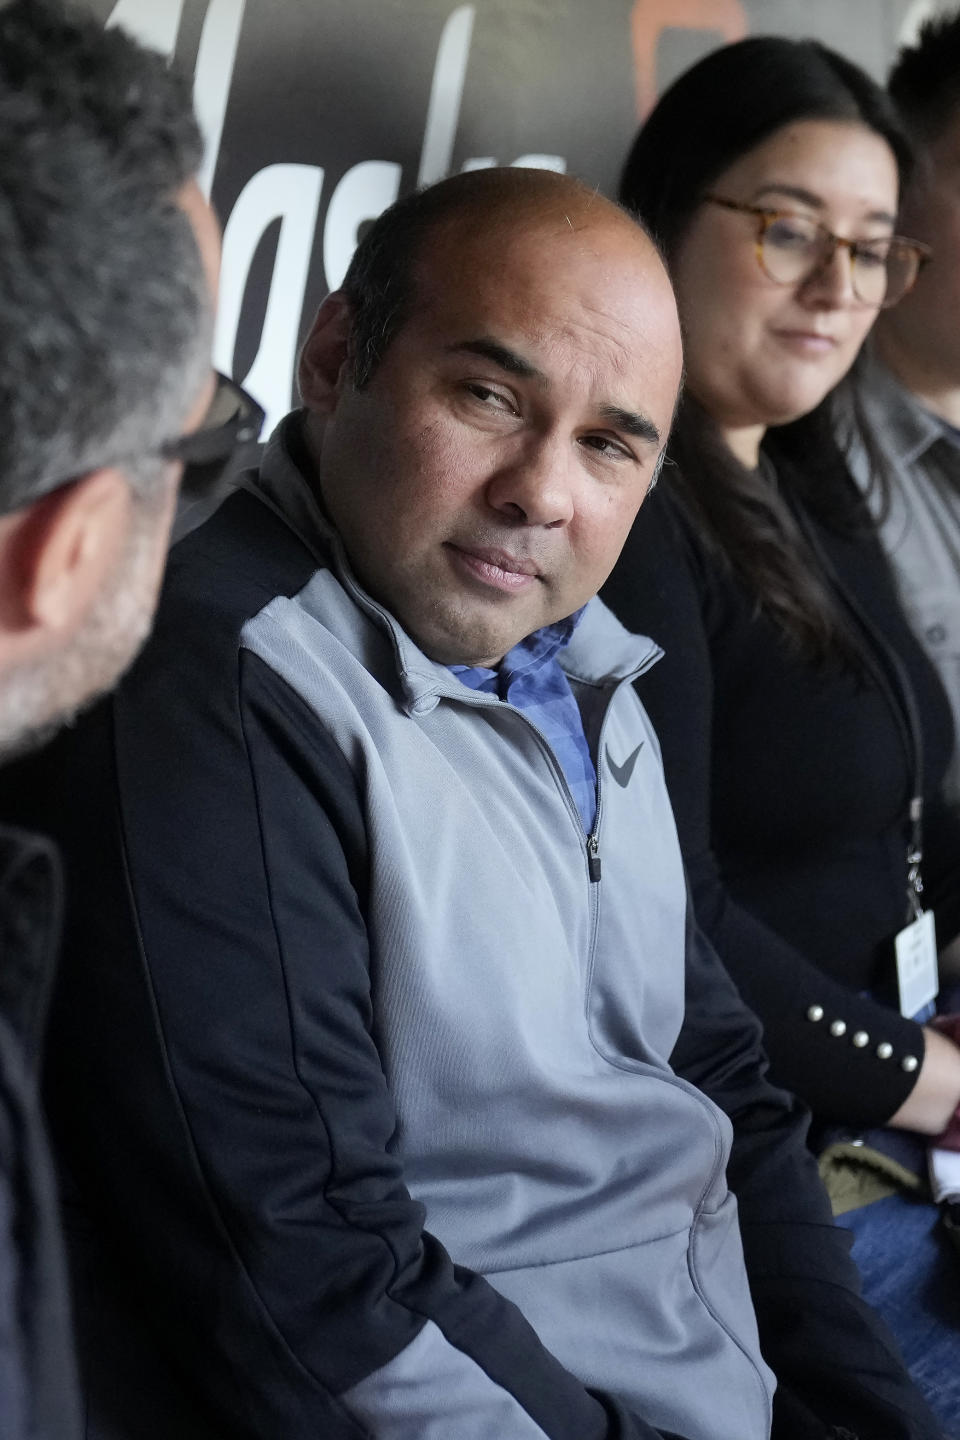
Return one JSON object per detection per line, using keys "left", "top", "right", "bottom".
{"left": 620, "top": 37, "right": 912, "bottom": 663}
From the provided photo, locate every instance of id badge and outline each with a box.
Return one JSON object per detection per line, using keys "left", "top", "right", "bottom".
{"left": 895, "top": 909, "right": 939, "bottom": 1019}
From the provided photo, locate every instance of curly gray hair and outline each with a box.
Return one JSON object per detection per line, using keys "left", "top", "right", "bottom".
{"left": 0, "top": 0, "right": 212, "bottom": 514}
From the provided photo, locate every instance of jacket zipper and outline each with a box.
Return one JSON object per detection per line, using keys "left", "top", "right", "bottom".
{"left": 586, "top": 830, "right": 601, "bottom": 882}
{"left": 405, "top": 646, "right": 661, "bottom": 885}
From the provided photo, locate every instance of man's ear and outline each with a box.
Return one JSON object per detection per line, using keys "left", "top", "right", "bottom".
{"left": 299, "top": 291, "right": 355, "bottom": 415}
{"left": 13, "top": 468, "right": 133, "bottom": 634}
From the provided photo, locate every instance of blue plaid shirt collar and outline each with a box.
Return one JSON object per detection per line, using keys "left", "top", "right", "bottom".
{"left": 448, "top": 607, "right": 597, "bottom": 833}
{"left": 448, "top": 607, "right": 587, "bottom": 696}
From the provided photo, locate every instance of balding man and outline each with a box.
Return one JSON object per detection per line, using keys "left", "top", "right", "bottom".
{"left": 3, "top": 170, "right": 938, "bottom": 1439}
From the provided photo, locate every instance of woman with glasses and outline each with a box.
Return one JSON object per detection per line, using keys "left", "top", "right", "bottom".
{"left": 603, "top": 36, "right": 960, "bottom": 1428}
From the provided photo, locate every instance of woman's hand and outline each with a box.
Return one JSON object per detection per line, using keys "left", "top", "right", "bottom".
{"left": 887, "top": 1022, "right": 960, "bottom": 1135}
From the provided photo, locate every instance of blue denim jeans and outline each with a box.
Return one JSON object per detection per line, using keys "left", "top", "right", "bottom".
{"left": 837, "top": 1191, "right": 960, "bottom": 1437}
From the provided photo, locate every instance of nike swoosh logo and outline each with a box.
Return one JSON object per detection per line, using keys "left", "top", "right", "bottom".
{"left": 605, "top": 742, "right": 644, "bottom": 788}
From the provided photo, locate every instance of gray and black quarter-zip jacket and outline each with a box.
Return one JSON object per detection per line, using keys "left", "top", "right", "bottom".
{"left": 6, "top": 417, "right": 940, "bottom": 1440}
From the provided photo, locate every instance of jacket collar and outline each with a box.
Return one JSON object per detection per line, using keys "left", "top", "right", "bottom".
{"left": 246, "top": 411, "right": 662, "bottom": 714}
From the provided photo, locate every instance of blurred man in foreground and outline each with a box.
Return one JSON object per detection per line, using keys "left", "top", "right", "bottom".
{"left": 0, "top": 3, "right": 255, "bottom": 1435}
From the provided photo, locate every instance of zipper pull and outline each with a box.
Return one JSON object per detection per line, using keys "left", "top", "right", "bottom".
{"left": 587, "top": 832, "right": 601, "bottom": 883}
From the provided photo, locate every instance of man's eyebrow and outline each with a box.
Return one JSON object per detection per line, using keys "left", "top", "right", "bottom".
{"left": 600, "top": 405, "right": 661, "bottom": 446}
{"left": 447, "top": 338, "right": 546, "bottom": 382}
{"left": 751, "top": 183, "right": 896, "bottom": 227}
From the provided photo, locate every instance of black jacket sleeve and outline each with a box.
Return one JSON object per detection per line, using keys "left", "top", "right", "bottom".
{"left": 0, "top": 829, "right": 79, "bottom": 1440}
{"left": 603, "top": 491, "right": 925, "bottom": 1126}
{"left": 5, "top": 649, "right": 692, "bottom": 1440}
{"left": 671, "top": 909, "right": 941, "bottom": 1440}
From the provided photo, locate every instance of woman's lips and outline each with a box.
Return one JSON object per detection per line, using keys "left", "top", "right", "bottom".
{"left": 772, "top": 329, "right": 840, "bottom": 355}
{"left": 446, "top": 543, "right": 541, "bottom": 593}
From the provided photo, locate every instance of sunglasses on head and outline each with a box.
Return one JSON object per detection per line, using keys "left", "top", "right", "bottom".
{"left": 160, "top": 371, "right": 265, "bottom": 501}
{"left": 1, "top": 372, "right": 264, "bottom": 519}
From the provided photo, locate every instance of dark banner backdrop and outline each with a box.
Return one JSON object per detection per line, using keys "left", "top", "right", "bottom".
{"left": 80, "top": 0, "right": 941, "bottom": 431}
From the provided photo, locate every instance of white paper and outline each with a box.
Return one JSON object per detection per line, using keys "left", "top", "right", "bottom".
{"left": 929, "top": 1145, "right": 960, "bottom": 1204}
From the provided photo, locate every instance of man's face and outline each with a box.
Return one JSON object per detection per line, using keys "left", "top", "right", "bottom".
{"left": 310, "top": 209, "right": 682, "bottom": 668}
{"left": 0, "top": 181, "right": 220, "bottom": 763}
{"left": 0, "top": 495, "right": 178, "bottom": 762}
{"left": 880, "top": 109, "right": 960, "bottom": 386}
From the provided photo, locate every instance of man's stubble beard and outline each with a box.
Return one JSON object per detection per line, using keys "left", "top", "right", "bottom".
{"left": 0, "top": 495, "right": 170, "bottom": 765}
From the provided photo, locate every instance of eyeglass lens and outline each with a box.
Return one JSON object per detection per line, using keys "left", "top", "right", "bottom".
{"left": 760, "top": 216, "right": 917, "bottom": 307}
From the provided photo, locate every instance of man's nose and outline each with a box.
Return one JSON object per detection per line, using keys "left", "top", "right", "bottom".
{"left": 485, "top": 438, "right": 576, "bottom": 527}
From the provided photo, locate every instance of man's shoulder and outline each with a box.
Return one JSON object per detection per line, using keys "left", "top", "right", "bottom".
{"left": 563, "top": 595, "right": 662, "bottom": 686}
{"left": 0, "top": 1024, "right": 79, "bottom": 1440}
{"left": 0, "top": 833, "right": 78, "bottom": 1440}
{"left": 851, "top": 350, "right": 942, "bottom": 469}
{"left": 0, "top": 825, "right": 61, "bottom": 1072}
{"left": 135, "top": 478, "right": 348, "bottom": 709}
{"left": 164, "top": 484, "right": 323, "bottom": 631}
